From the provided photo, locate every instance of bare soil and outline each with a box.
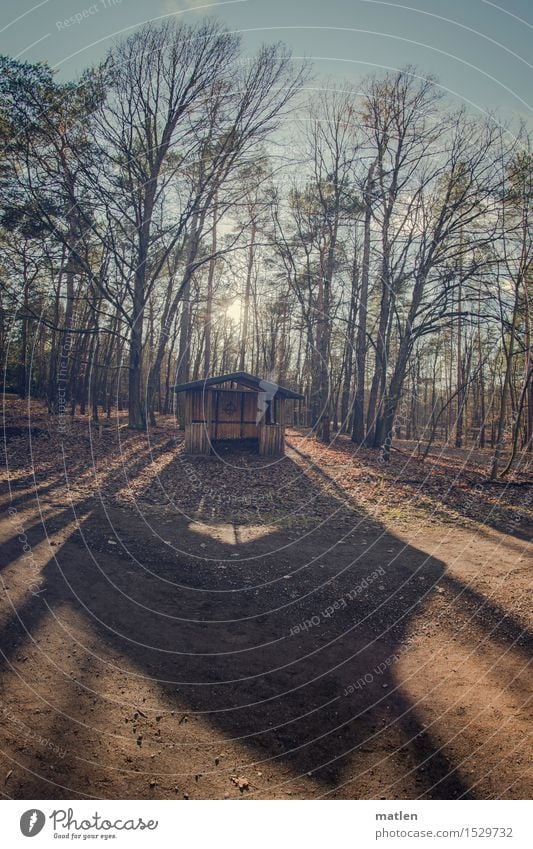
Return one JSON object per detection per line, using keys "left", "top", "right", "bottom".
{"left": 1, "top": 401, "right": 531, "bottom": 800}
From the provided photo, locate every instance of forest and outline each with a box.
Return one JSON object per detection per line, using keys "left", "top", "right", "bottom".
{"left": 1, "top": 12, "right": 533, "bottom": 806}
{"left": 0, "top": 17, "right": 531, "bottom": 478}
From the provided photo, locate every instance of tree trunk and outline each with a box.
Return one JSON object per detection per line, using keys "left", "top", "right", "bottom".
{"left": 490, "top": 277, "right": 521, "bottom": 478}
{"left": 352, "top": 161, "right": 375, "bottom": 443}
{"left": 239, "top": 220, "right": 256, "bottom": 372}
{"left": 128, "top": 282, "right": 146, "bottom": 430}
{"left": 455, "top": 272, "right": 464, "bottom": 447}
{"left": 204, "top": 200, "right": 218, "bottom": 376}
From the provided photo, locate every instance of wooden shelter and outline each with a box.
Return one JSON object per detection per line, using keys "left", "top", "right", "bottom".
{"left": 174, "top": 371, "right": 304, "bottom": 456}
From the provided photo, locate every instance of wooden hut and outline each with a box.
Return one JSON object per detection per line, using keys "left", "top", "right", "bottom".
{"left": 173, "top": 371, "right": 304, "bottom": 456}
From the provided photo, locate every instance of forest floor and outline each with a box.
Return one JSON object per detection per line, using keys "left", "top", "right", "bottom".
{"left": 1, "top": 399, "right": 532, "bottom": 800}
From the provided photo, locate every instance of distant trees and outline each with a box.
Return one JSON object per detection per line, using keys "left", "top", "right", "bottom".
{"left": 0, "top": 20, "right": 304, "bottom": 428}
{"left": 268, "top": 71, "right": 531, "bottom": 475}
{"left": 0, "top": 40, "right": 531, "bottom": 476}
{"left": 490, "top": 138, "right": 533, "bottom": 477}
{"left": 86, "top": 22, "right": 304, "bottom": 428}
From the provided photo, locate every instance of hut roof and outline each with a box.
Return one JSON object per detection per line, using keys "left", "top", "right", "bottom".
{"left": 173, "top": 371, "right": 304, "bottom": 400}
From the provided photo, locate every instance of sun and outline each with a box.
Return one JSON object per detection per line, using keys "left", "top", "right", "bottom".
{"left": 225, "top": 298, "right": 242, "bottom": 322}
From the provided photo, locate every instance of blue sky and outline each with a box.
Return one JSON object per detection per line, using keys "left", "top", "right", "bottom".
{"left": 0, "top": 0, "right": 531, "bottom": 123}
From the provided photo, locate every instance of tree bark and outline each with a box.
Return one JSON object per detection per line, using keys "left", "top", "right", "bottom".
{"left": 352, "top": 161, "right": 375, "bottom": 443}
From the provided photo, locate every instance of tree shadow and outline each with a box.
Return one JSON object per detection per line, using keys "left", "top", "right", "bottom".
{"left": 1, "top": 435, "right": 530, "bottom": 799}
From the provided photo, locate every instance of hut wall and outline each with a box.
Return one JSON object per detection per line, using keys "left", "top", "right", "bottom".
{"left": 212, "top": 389, "right": 259, "bottom": 440}
{"left": 259, "top": 424, "right": 285, "bottom": 456}
{"left": 241, "top": 391, "right": 259, "bottom": 438}
{"left": 213, "top": 389, "right": 243, "bottom": 440}
{"left": 189, "top": 389, "right": 212, "bottom": 425}
{"left": 184, "top": 389, "right": 213, "bottom": 454}
{"left": 184, "top": 422, "right": 212, "bottom": 454}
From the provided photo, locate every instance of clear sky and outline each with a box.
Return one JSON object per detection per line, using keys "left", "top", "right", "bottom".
{"left": 0, "top": 0, "right": 531, "bottom": 124}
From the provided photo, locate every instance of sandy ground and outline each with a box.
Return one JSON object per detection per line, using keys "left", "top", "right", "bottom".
{"left": 0, "top": 403, "right": 531, "bottom": 799}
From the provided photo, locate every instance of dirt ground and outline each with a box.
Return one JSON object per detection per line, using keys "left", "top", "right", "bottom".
{"left": 1, "top": 401, "right": 531, "bottom": 800}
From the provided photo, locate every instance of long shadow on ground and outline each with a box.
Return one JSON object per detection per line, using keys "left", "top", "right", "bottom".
{"left": 2, "top": 436, "right": 529, "bottom": 799}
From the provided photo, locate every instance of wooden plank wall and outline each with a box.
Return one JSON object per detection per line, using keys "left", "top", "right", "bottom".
{"left": 214, "top": 389, "right": 242, "bottom": 440}
{"left": 184, "top": 422, "right": 211, "bottom": 454}
{"left": 190, "top": 390, "right": 212, "bottom": 424}
{"left": 211, "top": 389, "right": 260, "bottom": 440}
{"left": 184, "top": 390, "right": 212, "bottom": 454}
{"left": 242, "top": 391, "right": 258, "bottom": 438}
{"left": 259, "top": 424, "right": 285, "bottom": 456}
